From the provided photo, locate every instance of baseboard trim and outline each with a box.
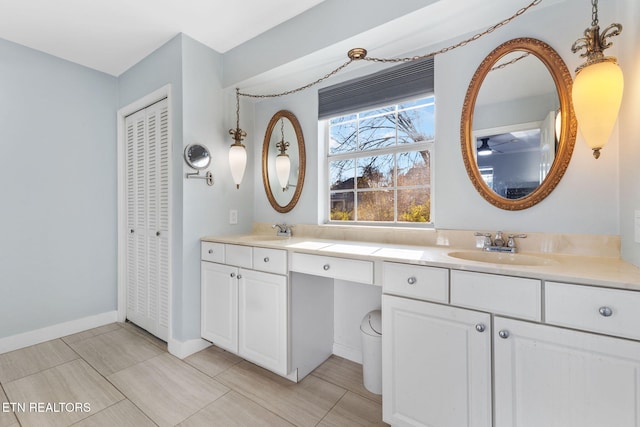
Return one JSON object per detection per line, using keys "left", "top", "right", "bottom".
{"left": 168, "top": 337, "right": 211, "bottom": 359}
{"left": 333, "top": 342, "right": 362, "bottom": 364}
{"left": 0, "top": 311, "right": 118, "bottom": 354}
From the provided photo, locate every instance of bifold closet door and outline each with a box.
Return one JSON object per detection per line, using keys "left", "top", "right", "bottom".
{"left": 125, "top": 98, "right": 170, "bottom": 341}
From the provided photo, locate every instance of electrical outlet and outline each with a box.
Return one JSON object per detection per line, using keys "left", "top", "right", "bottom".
{"left": 229, "top": 209, "right": 238, "bottom": 225}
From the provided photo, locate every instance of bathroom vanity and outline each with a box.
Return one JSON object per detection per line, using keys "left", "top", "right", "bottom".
{"left": 200, "top": 230, "right": 640, "bottom": 427}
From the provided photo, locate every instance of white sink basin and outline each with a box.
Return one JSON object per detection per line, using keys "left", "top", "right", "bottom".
{"left": 447, "top": 250, "right": 557, "bottom": 266}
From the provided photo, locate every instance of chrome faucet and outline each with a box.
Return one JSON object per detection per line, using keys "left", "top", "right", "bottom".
{"left": 272, "top": 223, "right": 293, "bottom": 237}
{"left": 474, "top": 232, "right": 493, "bottom": 249}
{"left": 475, "top": 231, "right": 526, "bottom": 253}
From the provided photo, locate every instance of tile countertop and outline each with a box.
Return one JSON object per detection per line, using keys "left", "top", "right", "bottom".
{"left": 201, "top": 234, "right": 640, "bottom": 292}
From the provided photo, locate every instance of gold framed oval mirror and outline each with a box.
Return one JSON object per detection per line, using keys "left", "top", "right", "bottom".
{"left": 461, "top": 37, "right": 577, "bottom": 210}
{"left": 262, "top": 110, "right": 306, "bottom": 213}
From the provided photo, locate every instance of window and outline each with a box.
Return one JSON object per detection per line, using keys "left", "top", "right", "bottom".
{"left": 326, "top": 95, "right": 434, "bottom": 224}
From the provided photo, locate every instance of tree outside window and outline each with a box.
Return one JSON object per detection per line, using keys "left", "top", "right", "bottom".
{"left": 327, "top": 96, "right": 434, "bottom": 224}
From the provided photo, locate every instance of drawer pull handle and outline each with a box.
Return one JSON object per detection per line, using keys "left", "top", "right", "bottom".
{"left": 498, "top": 330, "right": 510, "bottom": 339}
{"left": 323, "top": 264, "right": 330, "bottom": 271}
{"left": 208, "top": 249, "right": 214, "bottom": 254}
{"left": 599, "top": 306, "right": 613, "bottom": 317}
{"left": 475, "top": 323, "right": 486, "bottom": 333}
{"left": 264, "top": 257, "right": 270, "bottom": 263}
{"left": 407, "top": 276, "right": 417, "bottom": 285}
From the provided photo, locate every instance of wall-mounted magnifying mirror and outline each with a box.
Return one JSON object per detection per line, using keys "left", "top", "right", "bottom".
{"left": 262, "top": 110, "right": 306, "bottom": 213}
{"left": 184, "top": 143, "right": 213, "bottom": 186}
{"left": 461, "top": 38, "right": 576, "bottom": 210}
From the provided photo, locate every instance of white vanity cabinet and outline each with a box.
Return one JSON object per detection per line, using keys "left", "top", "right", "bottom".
{"left": 237, "top": 268, "right": 287, "bottom": 375}
{"left": 201, "top": 261, "right": 238, "bottom": 353}
{"left": 494, "top": 316, "right": 640, "bottom": 427}
{"left": 382, "top": 262, "right": 492, "bottom": 427}
{"left": 200, "top": 242, "right": 289, "bottom": 376}
{"left": 382, "top": 294, "right": 492, "bottom": 427}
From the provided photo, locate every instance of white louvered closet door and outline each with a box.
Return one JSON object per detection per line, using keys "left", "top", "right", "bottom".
{"left": 125, "top": 98, "right": 170, "bottom": 341}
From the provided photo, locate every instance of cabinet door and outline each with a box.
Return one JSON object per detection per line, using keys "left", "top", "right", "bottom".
{"left": 382, "top": 295, "right": 492, "bottom": 427}
{"left": 494, "top": 317, "right": 640, "bottom": 427}
{"left": 201, "top": 262, "right": 238, "bottom": 353}
{"left": 238, "top": 269, "right": 288, "bottom": 375}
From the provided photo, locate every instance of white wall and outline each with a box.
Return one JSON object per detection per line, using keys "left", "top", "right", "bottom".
{"left": 118, "top": 35, "right": 254, "bottom": 342}
{"left": 180, "top": 35, "right": 252, "bottom": 341}
{"left": 251, "top": 0, "right": 623, "bottom": 236}
{"left": 0, "top": 38, "right": 118, "bottom": 338}
{"left": 619, "top": 0, "right": 640, "bottom": 265}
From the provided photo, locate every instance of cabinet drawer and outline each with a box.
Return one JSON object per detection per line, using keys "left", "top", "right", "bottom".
{"left": 225, "top": 244, "right": 253, "bottom": 269}
{"left": 252, "top": 247, "right": 287, "bottom": 275}
{"left": 545, "top": 282, "right": 640, "bottom": 340}
{"left": 290, "top": 252, "right": 373, "bottom": 284}
{"left": 382, "top": 262, "right": 448, "bottom": 303}
{"left": 450, "top": 270, "right": 541, "bottom": 321}
{"left": 201, "top": 242, "right": 225, "bottom": 263}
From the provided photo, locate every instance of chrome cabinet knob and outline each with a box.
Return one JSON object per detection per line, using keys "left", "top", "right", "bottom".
{"left": 156, "top": 231, "right": 161, "bottom": 236}
{"left": 208, "top": 249, "right": 214, "bottom": 254}
{"left": 130, "top": 229, "right": 135, "bottom": 234}
{"left": 264, "top": 257, "right": 270, "bottom": 263}
{"left": 407, "top": 276, "right": 417, "bottom": 285}
{"left": 323, "top": 264, "right": 330, "bottom": 271}
{"left": 498, "top": 330, "right": 510, "bottom": 339}
{"left": 237, "top": 274, "right": 242, "bottom": 279}
{"left": 230, "top": 272, "right": 236, "bottom": 278}
{"left": 599, "top": 306, "right": 613, "bottom": 317}
{"left": 475, "top": 323, "right": 486, "bottom": 333}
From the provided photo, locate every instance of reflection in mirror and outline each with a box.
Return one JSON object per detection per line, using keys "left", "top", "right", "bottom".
{"left": 262, "top": 110, "right": 306, "bottom": 213}
{"left": 473, "top": 51, "right": 558, "bottom": 200}
{"left": 184, "top": 143, "right": 213, "bottom": 186}
{"left": 461, "top": 38, "right": 576, "bottom": 210}
{"left": 184, "top": 144, "right": 211, "bottom": 169}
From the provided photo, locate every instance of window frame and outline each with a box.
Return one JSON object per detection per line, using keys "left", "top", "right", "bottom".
{"left": 323, "top": 96, "right": 435, "bottom": 227}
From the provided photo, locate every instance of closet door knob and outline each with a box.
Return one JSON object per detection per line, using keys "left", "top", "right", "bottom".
{"left": 130, "top": 229, "right": 135, "bottom": 234}
{"left": 230, "top": 272, "right": 236, "bottom": 278}
{"left": 498, "top": 330, "right": 510, "bottom": 339}
{"left": 475, "top": 323, "right": 486, "bottom": 333}
{"left": 407, "top": 276, "right": 417, "bottom": 285}
{"left": 599, "top": 306, "right": 613, "bottom": 317}
{"left": 237, "top": 274, "right": 242, "bottom": 279}
{"left": 156, "top": 231, "right": 161, "bottom": 237}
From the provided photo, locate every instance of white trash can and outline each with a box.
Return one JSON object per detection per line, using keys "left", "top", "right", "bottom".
{"left": 360, "top": 309, "right": 382, "bottom": 394}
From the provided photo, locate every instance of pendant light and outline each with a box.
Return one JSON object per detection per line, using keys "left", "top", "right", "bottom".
{"left": 571, "top": 0, "right": 623, "bottom": 159}
{"left": 228, "top": 88, "right": 247, "bottom": 188}
{"left": 477, "top": 138, "right": 492, "bottom": 156}
{"left": 275, "top": 119, "right": 291, "bottom": 191}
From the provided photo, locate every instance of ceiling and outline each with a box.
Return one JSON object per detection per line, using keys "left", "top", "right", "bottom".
{"left": 0, "top": 0, "right": 327, "bottom": 76}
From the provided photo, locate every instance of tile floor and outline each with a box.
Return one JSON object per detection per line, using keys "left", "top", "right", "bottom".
{"left": 0, "top": 322, "right": 388, "bottom": 426}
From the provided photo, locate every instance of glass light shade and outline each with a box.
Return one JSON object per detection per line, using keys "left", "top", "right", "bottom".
{"left": 572, "top": 61, "right": 624, "bottom": 157}
{"left": 275, "top": 154, "right": 291, "bottom": 191}
{"left": 228, "top": 144, "right": 247, "bottom": 189}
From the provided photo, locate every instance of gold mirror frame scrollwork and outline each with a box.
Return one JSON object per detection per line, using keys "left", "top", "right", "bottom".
{"left": 262, "top": 110, "right": 306, "bottom": 213}
{"left": 460, "top": 37, "right": 577, "bottom": 210}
